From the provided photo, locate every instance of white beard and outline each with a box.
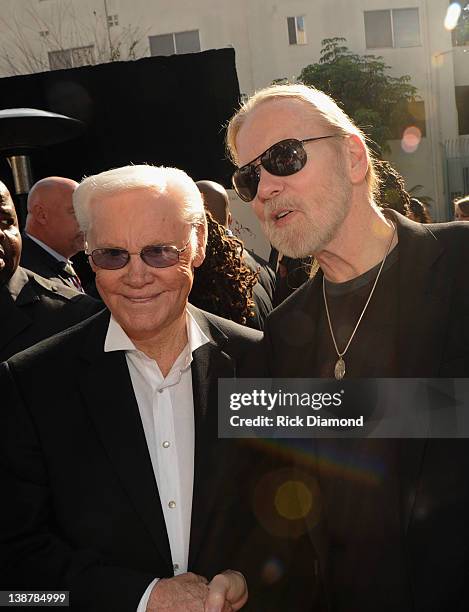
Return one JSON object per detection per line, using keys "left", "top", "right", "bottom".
{"left": 261, "top": 177, "right": 352, "bottom": 258}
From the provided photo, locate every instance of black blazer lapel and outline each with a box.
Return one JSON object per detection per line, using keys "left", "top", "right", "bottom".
{"left": 0, "top": 269, "right": 37, "bottom": 357}
{"left": 386, "top": 213, "right": 442, "bottom": 536}
{"left": 78, "top": 312, "right": 172, "bottom": 569}
{"left": 390, "top": 212, "right": 450, "bottom": 377}
{"left": 187, "top": 309, "right": 236, "bottom": 568}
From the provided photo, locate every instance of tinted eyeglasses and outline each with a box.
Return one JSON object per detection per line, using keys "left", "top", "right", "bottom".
{"left": 88, "top": 235, "right": 193, "bottom": 270}
{"left": 232, "top": 136, "right": 337, "bottom": 203}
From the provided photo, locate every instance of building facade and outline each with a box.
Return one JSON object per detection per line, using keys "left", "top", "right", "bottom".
{"left": 0, "top": 0, "right": 468, "bottom": 224}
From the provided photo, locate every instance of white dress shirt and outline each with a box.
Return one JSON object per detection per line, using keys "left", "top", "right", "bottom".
{"left": 103, "top": 311, "right": 210, "bottom": 611}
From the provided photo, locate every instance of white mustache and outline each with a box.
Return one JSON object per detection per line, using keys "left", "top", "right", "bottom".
{"left": 263, "top": 197, "right": 300, "bottom": 221}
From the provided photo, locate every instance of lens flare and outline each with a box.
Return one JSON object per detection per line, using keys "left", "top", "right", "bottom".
{"left": 274, "top": 480, "right": 313, "bottom": 520}
{"left": 401, "top": 126, "right": 422, "bottom": 153}
{"left": 261, "top": 558, "right": 285, "bottom": 585}
{"left": 445, "top": 3, "right": 462, "bottom": 31}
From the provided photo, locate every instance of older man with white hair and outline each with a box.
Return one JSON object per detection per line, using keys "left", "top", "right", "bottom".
{"left": 0, "top": 165, "right": 264, "bottom": 612}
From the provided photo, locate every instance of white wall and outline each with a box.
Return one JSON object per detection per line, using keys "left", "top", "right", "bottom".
{"left": 0, "top": 0, "right": 460, "bottom": 219}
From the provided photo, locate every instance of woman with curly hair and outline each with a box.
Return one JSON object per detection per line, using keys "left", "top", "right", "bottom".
{"left": 190, "top": 210, "right": 270, "bottom": 329}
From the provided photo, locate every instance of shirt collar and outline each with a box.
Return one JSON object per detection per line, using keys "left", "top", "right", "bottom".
{"left": 104, "top": 309, "right": 210, "bottom": 365}
{"left": 25, "top": 232, "right": 69, "bottom": 263}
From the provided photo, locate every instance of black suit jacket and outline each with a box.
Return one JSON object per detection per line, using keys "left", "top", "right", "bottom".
{"left": 20, "top": 233, "right": 79, "bottom": 291}
{"left": 263, "top": 212, "right": 469, "bottom": 611}
{"left": 0, "top": 267, "right": 102, "bottom": 362}
{"left": 0, "top": 306, "right": 321, "bottom": 611}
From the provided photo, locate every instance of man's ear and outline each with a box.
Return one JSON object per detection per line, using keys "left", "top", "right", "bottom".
{"left": 227, "top": 211, "right": 232, "bottom": 228}
{"left": 84, "top": 238, "right": 97, "bottom": 273}
{"left": 346, "top": 134, "right": 369, "bottom": 185}
{"left": 33, "top": 203, "right": 48, "bottom": 225}
{"left": 193, "top": 223, "right": 207, "bottom": 269}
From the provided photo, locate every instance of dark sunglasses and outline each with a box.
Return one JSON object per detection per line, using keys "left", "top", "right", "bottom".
{"left": 232, "top": 136, "right": 337, "bottom": 202}
{"left": 88, "top": 235, "right": 193, "bottom": 270}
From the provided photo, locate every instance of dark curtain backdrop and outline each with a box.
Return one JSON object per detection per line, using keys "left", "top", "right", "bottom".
{"left": 0, "top": 48, "right": 240, "bottom": 284}
{"left": 0, "top": 48, "right": 240, "bottom": 195}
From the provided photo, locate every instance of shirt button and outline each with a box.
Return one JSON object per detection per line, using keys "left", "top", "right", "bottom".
{"left": 173, "top": 563, "right": 179, "bottom": 571}
{"left": 158, "top": 389, "right": 163, "bottom": 394}
{"left": 162, "top": 441, "right": 171, "bottom": 448}
{"left": 168, "top": 500, "right": 176, "bottom": 509}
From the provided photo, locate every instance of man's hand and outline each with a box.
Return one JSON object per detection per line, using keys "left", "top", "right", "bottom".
{"left": 146, "top": 572, "right": 209, "bottom": 611}
{"left": 205, "top": 570, "right": 248, "bottom": 612}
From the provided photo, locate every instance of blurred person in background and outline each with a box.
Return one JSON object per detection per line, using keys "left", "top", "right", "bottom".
{"left": 0, "top": 180, "right": 101, "bottom": 362}
{"left": 197, "top": 179, "right": 276, "bottom": 304}
{"left": 454, "top": 195, "right": 469, "bottom": 220}
{"left": 189, "top": 210, "right": 270, "bottom": 329}
{"left": 22, "top": 176, "right": 85, "bottom": 291}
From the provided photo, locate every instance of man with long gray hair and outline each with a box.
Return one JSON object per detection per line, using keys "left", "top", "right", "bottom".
{"left": 227, "top": 83, "right": 469, "bottom": 611}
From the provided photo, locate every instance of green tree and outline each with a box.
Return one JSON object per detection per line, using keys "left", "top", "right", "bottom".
{"left": 452, "top": 2, "right": 469, "bottom": 46}
{"left": 298, "top": 37, "right": 420, "bottom": 155}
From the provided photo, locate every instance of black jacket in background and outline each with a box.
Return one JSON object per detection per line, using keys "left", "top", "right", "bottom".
{"left": 0, "top": 267, "right": 103, "bottom": 362}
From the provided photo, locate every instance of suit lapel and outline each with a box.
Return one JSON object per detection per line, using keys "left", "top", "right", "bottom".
{"left": 187, "top": 308, "right": 235, "bottom": 568}
{"left": 78, "top": 312, "right": 172, "bottom": 568}
{"left": 392, "top": 212, "right": 449, "bottom": 377}
{"left": 0, "top": 269, "right": 37, "bottom": 354}
{"left": 387, "top": 212, "right": 445, "bottom": 535}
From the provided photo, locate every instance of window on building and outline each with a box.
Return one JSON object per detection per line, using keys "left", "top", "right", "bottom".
{"left": 48, "top": 45, "right": 94, "bottom": 70}
{"left": 364, "top": 8, "right": 421, "bottom": 49}
{"left": 456, "top": 85, "right": 469, "bottom": 134}
{"left": 452, "top": 2, "right": 469, "bottom": 46}
{"left": 107, "top": 14, "right": 119, "bottom": 27}
{"left": 287, "top": 16, "right": 307, "bottom": 45}
{"left": 149, "top": 30, "right": 200, "bottom": 56}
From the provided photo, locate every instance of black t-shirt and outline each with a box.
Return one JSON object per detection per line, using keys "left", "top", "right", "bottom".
{"left": 313, "top": 245, "right": 399, "bottom": 378}
{"left": 312, "top": 247, "right": 412, "bottom": 610}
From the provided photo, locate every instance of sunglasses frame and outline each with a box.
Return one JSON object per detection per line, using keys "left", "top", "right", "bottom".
{"left": 87, "top": 234, "right": 194, "bottom": 270}
{"left": 232, "top": 135, "right": 337, "bottom": 203}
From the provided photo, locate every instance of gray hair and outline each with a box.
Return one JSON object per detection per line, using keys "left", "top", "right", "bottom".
{"left": 73, "top": 164, "right": 207, "bottom": 236}
{"left": 226, "top": 83, "right": 380, "bottom": 199}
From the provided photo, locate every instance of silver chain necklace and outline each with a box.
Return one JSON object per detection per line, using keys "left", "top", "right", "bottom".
{"left": 322, "top": 222, "right": 396, "bottom": 380}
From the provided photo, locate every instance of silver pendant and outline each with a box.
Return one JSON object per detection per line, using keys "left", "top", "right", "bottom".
{"left": 334, "top": 357, "right": 345, "bottom": 380}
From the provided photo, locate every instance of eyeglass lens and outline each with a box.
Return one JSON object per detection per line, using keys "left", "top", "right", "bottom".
{"left": 91, "top": 245, "right": 180, "bottom": 269}
{"left": 233, "top": 139, "right": 308, "bottom": 202}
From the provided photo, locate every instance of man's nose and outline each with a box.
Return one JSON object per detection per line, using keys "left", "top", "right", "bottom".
{"left": 254, "top": 168, "right": 285, "bottom": 220}
{"left": 124, "top": 253, "right": 154, "bottom": 285}
{"left": 256, "top": 167, "right": 284, "bottom": 202}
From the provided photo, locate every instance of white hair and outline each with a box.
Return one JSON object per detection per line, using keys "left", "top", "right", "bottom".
{"left": 73, "top": 164, "right": 207, "bottom": 236}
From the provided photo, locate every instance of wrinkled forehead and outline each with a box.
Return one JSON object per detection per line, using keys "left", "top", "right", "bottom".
{"left": 235, "top": 99, "right": 326, "bottom": 163}
{"left": 87, "top": 185, "right": 193, "bottom": 245}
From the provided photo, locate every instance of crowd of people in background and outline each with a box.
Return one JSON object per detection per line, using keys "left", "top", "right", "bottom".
{"left": 1, "top": 82, "right": 469, "bottom": 612}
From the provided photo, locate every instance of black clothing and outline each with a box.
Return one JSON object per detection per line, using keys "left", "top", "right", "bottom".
{"left": 263, "top": 212, "right": 469, "bottom": 611}
{"left": 20, "top": 233, "right": 82, "bottom": 292}
{"left": 315, "top": 246, "right": 399, "bottom": 377}
{"left": 0, "top": 306, "right": 320, "bottom": 612}
{"left": 0, "top": 267, "right": 102, "bottom": 362}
